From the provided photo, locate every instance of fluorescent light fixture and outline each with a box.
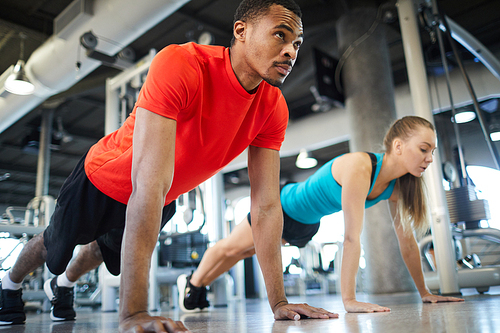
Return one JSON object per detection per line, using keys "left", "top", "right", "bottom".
{"left": 452, "top": 111, "right": 476, "bottom": 124}
{"left": 4, "top": 60, "right": 35, "bottom": 95}
{"left": 490, "top": 122, "right": 500, "bottom": 141}
{"left": 490, "top": 131, "right": 500, "bottom": 141}
{"left": 296, "top": 149, "right": 318, "bottom": 169}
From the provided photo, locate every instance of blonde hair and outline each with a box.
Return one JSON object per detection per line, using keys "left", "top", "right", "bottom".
{"left": 383, "top": 116, "right": 435, "bottom": 237}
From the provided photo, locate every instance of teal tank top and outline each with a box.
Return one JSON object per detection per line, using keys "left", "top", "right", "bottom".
{"left": 280, "top": 152, "right": 396, "bottom": 224}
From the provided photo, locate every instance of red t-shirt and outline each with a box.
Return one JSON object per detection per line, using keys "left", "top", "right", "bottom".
{"left": 84, "top": 43, "right": 289, "bottom": 205}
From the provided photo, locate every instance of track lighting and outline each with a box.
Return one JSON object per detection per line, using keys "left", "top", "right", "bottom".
{"left": 4, "top": 60, "right": 34, "bottom": 95}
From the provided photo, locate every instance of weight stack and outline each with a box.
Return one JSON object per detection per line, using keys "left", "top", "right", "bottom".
{"left": 445, "top": 185, "right": 490, "bottom": 224}
{"left": 159, "top": 231, "right": 208, "bottom": 268}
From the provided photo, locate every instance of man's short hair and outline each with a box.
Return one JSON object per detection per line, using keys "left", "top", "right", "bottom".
{"left": 231, "top": 0, "right": 302, "bottom": 45}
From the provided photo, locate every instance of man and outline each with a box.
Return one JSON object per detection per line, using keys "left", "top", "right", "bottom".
{"left": 0, "top": 0, "right": 337, "bottom": 332}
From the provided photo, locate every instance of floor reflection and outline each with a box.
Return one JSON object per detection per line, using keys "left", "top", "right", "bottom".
{"left": 9, "top": 286, "right": 500, "bottom": 332}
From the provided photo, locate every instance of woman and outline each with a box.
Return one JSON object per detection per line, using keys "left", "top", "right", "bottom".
{"left": 177, "top": 116, "right": 464, "bottom": 313}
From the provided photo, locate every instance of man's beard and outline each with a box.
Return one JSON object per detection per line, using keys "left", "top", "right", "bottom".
{"left": 263, "top": 76, "right": 284, "bottom": 88}
{"left": 263, "top": 61, "right": 292, "bottom": 87}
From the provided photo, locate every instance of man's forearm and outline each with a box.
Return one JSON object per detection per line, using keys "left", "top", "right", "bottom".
{"left": 119, "top": 194, "right": 163, "bottom": 322}
{"left": 251, "top": 205, "right": 287, "bottom": 311}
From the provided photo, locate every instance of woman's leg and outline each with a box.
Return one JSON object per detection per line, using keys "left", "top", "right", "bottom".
{"left": 190, "top": 216, "right": 256, "bottom": 287}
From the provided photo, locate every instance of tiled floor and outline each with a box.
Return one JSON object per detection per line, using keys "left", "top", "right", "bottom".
{"left": 3, "top": 287, "right": 500, "bottom": 332}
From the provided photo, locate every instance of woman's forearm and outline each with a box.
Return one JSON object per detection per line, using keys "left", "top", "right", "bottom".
{"left": 340, "top": 239, "right": 362, "bottom": 303}
{"left": 399, "top": 236, "right": 431, "bottom": 297}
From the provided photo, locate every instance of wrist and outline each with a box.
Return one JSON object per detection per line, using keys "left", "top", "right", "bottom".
{"left": 272, "top": 299, "right": 289, "bottom": 313}
{"left": 342, "top": 297, "right": 356, "bottom": 305}
{"left": 119, "top": 310, "right": 148, "bottom": 323}
{"left": 419, "top": 289, "right": 433, "bottom": 298}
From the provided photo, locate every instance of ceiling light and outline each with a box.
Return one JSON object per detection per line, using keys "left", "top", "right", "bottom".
{"left": 490, "top": 131, "right": 500, "bottom": 141}
{"left": 5, "top": 33, "right": 34, "bottom": 95}
{"left": 452, "top": 111, "right": 476, "bottom": 124}
{"left": 4, "top": 60, "right": 35, "bottom": 95}
{"left": 198, "top": 31, "right": 213, "bottom": 45}
{"left": 296, "top": 149, "right": 318, "bottom": 169}
{"left": 490, "top": 123, "right": 500, "bottom": 141}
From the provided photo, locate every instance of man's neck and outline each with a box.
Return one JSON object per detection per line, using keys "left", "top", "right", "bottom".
{"left": 229, "top": 46, "right": 263, "bottom": 92}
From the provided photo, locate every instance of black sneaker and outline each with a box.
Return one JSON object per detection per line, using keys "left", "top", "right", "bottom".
{"left": 176, "top": 274, "right": 209, "bottom": 312}
{"left": 0, "top": 284, "right": 26, "bottom": 325}
{"left": 198, "top": 285, "right": 210, "bottom": 310}
{"left": 43, "top": 277, "right": 76, "bottom": 322}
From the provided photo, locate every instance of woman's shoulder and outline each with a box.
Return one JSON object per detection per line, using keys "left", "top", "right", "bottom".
{"left": 331, "top": 152, "right": 373, "bottom": 182}
{"left": 333, "top": 152, "right": 373, "bottom": 167}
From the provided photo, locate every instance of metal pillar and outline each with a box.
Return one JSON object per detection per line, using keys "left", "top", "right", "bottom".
{"left": 30, "top": 108, "right": 56, "bottom": 228}
{"left": 337, "top": 4, "right": 414, "bottom": 293}
{"left": 397, "top": 0, "right": 460, "bottom": 295}
{"left": 35, "top": 109, "right": 53, "bottom": 198}
{"left": 105, "top": 79, "right": 121, "bottom": 136}
{"left": 105, "top": 49, "right": 156, "bottom": 135}
{"left": 204, "top": 173, "right": 230, "bottom": 306}
{"left": 34, "top": 108, "right": 55, "bottom": 311}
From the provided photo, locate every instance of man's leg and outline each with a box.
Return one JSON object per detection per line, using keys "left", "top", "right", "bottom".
{"left": 65, "top": 241, "right": 104, "bottom": 281}
{"left": 0, "top": 233, "right": 48, "bottom": 325}
{"left": 43, "top": 240, "right": 103, "bottom": 322}
{"left": 8, "top": 233, "right": 48, "bottom": 283}
{"left": 5, "top": 230, "right": 102, "bottom": 286}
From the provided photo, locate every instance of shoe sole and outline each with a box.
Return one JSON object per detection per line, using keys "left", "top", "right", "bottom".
{"left": 43, "top": 279, "right": 75, "bottom": 322}
{"left": 43, "top": 279, "right": 55, "bottom": 301}
{"left": 176, "top": 274, "right": 200, "bottom": 313}
{"left": 50, "top": 312, "right": 75, "bottom": 322}
{"left": 0, "top": 320, "right": 25, "bottom": 326}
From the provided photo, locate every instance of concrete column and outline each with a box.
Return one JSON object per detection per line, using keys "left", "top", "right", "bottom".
{"left": 337, "top": 5, "right": 415, "bottom": 293}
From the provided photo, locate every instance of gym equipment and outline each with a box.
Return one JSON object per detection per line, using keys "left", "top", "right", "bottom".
{"left": 420, "top": 185, "right": 500, "bottom": 293}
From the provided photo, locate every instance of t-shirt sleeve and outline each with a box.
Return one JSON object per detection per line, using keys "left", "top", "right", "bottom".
{"left": 251, "top": 93, "right": 289, "bottom": 151}
{"left": 135, "top": 45, "right": 200, "bottom": 120}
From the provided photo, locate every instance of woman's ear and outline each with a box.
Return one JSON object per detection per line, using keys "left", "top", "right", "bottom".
{"left": 233, "top": 21, "right": 246, "bottom": 42}
{"left": 393, "top": 139, "right": 403, "bottom": 155}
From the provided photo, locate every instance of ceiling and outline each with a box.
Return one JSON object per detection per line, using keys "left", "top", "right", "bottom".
{"left": 0, "top": 0, "right": 499, "bottom": 207}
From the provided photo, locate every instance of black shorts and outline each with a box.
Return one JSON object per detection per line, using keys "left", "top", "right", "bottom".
{"left": 43, "top": 154, "right": 176, "bottom": 276}
{"left": 246, "top": 210, "right": 320, "bottom": 248}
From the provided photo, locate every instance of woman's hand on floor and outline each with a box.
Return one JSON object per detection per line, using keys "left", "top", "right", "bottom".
{"left": 421, "top": 293, "right": 464, "bottom": 303}
{"left": 344, "top": 300, "right": 391, "bottom": 313}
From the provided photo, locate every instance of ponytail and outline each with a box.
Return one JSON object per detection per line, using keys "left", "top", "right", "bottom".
{"left": 396, "top": 173, "right": 428, "bottom": 237}
{"left": 384, "top": 116, "right": 434, "bottom": 237}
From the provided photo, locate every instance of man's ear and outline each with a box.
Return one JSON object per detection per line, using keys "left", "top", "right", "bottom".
{"left": 233, "top": 20, "right": 246, "bottom": 42}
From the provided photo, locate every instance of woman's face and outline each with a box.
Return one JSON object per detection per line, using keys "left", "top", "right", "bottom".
{"left": 400, "top": 126, "right": 437, "bottom": 177}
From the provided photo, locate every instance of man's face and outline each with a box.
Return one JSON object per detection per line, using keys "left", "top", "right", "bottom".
{"left": 243, "top": 5, "right": 303, "bottom": 87}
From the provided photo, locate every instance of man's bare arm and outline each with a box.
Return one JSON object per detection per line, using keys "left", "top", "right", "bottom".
{"left": 247, "top": 146, "right": 286, "bottom": 311}
{"left": 247, "top": 146, "right": 337, "bottom": 320}
{"left": 119, "top": 107, "right": 189, "bottom": 332}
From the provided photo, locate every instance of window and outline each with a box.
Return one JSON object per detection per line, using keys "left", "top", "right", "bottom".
{"left": 466, "top": 165, "right": 500, "bottom": 229}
